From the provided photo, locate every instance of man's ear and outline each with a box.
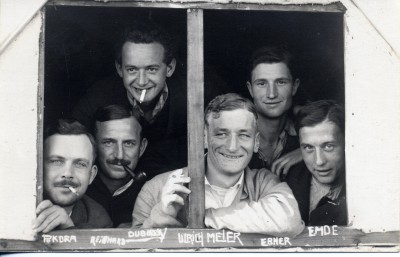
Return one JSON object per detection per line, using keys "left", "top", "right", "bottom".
{"left": 166, "top": 58, "right": 176, "bottom": 77}
{"left": 139, "top": 138, "right": 148, "bottom": 157}
{"left": 246, "top": 81, "right": 254, "bottom": 98}
{"left": 89, "top": 165, "right": 98, "bottom": 185}
{"left": 254, "top": 132, "right": 260, "bottom": 153}
{"left": 204, "top": 128, "right": 208, "bottom": 149}
{"left": 292, "top": 78, "right": 300, "bottom": 96}
{"left": 115, "top": 61, "right": 123, "bottom": 78}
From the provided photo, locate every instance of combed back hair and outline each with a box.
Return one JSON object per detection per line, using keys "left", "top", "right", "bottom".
{"left": 94, "top": 104, "right": 146, "bottom": 139}
{"left": 205, "top": 93, "right": 258, "bottom": 126}
{"left": 44, "top": 119, "right": 97, "bottom": 162}
{"left": 114, "top": 21, "right": 175, "bottom": 65}
{"left": 295, "top": 100, "right": 345, "bottom": 135}
{"left": 248, "top": 45, "right": 297, "bottom": 81}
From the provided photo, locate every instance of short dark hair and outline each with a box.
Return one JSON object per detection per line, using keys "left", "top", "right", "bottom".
{"left": 94, "top": 104, "right": 146, "bottom": 139}
{"left": 295, "top": 100, "right": 344, "bottom": 135}
{"left": 205, "top": 93, "right": 258, "bottom": 126}
{"left": 44, "top": 119, "right": 97, "bottom": 162}
{"left": 248, "top": 45, "right": 297, "bottom": 81}
{"left": 114, "top": 21, "right": 175, "bottom": 65}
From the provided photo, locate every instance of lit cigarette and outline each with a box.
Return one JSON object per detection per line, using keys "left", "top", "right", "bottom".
{"left": 68, "top": 186, "right": 79, "bottom": 197}
{"left": 139, "top": 89, "right": 146, "bottom": 103}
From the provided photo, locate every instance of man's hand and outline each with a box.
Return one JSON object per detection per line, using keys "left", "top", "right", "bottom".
{"left": 33, "top": 200, "right": 74, "bottom": 233}
{"left": 271, "top": 148, "right": 303, "bottom": 180}
{"left": 160, "top": 169, "right": 191, "bottom": 217}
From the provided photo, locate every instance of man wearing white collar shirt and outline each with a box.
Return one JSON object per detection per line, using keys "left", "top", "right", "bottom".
{"left": 86, "top": 104, "right": 148, "bottom": 227}
{"left": 132, "top": 93, "right": 304, "bottom": 237}
{"left": 34, "top": 119, "right": 112, "bottom": 233}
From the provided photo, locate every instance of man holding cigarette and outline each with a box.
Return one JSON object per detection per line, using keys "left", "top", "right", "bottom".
{"left": 71, "top": 21, "right": 187, "bottom": 178}
{"left": 34, "top": 119, "right": 112, "bottom": 233}
{"left": 86, "top": 104, "right": 148, "bottom": 227}
{"left": 132, "top": 94, "right": 304, "bottom": 237}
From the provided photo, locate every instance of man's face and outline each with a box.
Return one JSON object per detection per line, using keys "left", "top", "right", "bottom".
{"left": 247, "top": 62, "right": 299, "bottom": 119}
{"left": 96, "top": 117, "right": 147, "bottom": 181}
{"left": 116, "top": 42, "right": 176, "bottom": 105}
{"left": 205, "top": 109, "right": 259, "bottom": 176}
{"left": 44, "top": 135, "right": 97, "bottom": 207}
{"left": 299, "top": 120, "right": 345, "bottom": 185}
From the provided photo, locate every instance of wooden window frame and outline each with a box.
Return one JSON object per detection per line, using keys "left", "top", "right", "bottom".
{"left": 17, "top": 0, "right": 397, "bottom": 251}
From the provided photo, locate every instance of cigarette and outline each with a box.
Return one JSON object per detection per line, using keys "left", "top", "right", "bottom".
{"left": 139, "top": 89, "right": 146, "bottom": 103}
{"left": 68, "top": 186, "right": 79, "bottom": 197}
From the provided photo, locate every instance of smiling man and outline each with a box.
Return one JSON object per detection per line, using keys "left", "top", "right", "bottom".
{"left": 286, "top": 100, "right": 347, "bottom": 226}
{"left": 34, "top": 119, "right": 112, "bottom": 233}
{"left": 132, "top": 93, "right": 304, "bottom": 237}
{"left": 86, "top": 105, "right": 148, "bottom": 227}
{"left": 246, "top": 46, "right": 303, "bottom": 180}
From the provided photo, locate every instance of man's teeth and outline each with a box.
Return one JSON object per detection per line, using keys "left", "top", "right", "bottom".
{"left": 221, "top": 153, "right": 241, "bottom": 159}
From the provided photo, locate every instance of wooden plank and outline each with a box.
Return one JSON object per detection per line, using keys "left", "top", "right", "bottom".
{"left": 36, "top": 8, "right": 45, "bottom": 206}
{"left": 187, "top": 8, "right": 205, "bottom": 229}
{"left": 1, "top": 227, "right": 398, "bottom": 251}
{"left": 46, "top": 0, "right": 346, "bottom": 13}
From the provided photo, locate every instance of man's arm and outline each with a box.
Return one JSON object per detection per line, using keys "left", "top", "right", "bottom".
{"left": 205, "top": 171, "right": 305, "bottom": 237}
{"left": 33, "top": 200, "right": 75, "bottom": 233}
{"left": 132, "top": 169, "right": 190, "bottom": 228}
{"left": 271, "top": 148, "right": 303, "bottom": 180}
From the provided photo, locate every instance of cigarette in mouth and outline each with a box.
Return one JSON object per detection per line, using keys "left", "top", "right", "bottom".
{"left": 139, "top": 89, "right": 146, "bottom": 103}
{"left": 68, "top": 186, "right": 79, "bottom": 197}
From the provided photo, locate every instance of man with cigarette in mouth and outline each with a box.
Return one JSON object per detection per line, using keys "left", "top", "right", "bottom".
{"left": 285, "top": 100, "right": 347, "bottom": 225}
{"left": 132, "top": 93, "right": 304, "bottom": 237}
{"left": 71, "top": 21, "right": 187, "bottom": 178}
{"left": 34, "top": 119, "right": 112, "bottom": 233}
{"left": 86, "top": 104, "right": 148, "bottom": 227}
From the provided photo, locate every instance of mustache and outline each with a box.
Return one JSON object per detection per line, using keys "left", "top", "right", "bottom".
{"left": 106, "top": 158, "right": 131, "bottom": 166}
{"left": 53, "top": 179, "right": 80, "bottom": 188}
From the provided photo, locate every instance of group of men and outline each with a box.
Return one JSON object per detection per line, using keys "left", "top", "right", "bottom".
{"left": 34, "top": 21, "right": 347, "bottom": 236}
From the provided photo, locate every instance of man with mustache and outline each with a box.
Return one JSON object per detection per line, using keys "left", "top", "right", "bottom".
{"left": 246, "top": 46, "right": 303, "bottom": 180}
{"left": 132, "top": 94, "right": 304, "bottom": 237}
{"left": 34, "top": 119, "right": 112, "bottom": 233}
{"left": 86, "top": 104, "right": 148, "bottom": 227}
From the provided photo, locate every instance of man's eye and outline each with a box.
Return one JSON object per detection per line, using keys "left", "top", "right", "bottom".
{"left": 324, "top": 144, "right": 335, "bottom": 151}
{"left": 124, "top": 141, "right": 135, "bottom": 147}
{"left": 276, "top": 80, "right": 288, "bottom": 86}
{"left": 147, "top": 67, "right": 158, "bottom": 73}
{"left": 49, "top": 160, "right": 63, "bottom": 166}
{"left": 75, "top": 162, "right": 88, "bottom": 168}
{"left": 256, "top": 82, "right": 266, "bottom": 87}
{"left": 302, "top": 145, "right": 314, "bottom": 153}
{"left": 239, "top": 134, "right": 250, "bottom": 139}
{"left": 102, "top": 141, "right": 113, "bottom": 147}
{"left": 215, "top": 133, "right": 227, "bottom": 138}
{"left": 127, "top": 67, "right": 137, "bottom": 73}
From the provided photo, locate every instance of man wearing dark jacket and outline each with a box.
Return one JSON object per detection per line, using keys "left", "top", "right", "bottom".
{"left": 286, "top": 100, "right": 347, "bottom": 225}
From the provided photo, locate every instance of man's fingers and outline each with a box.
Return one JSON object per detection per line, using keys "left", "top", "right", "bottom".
{"left": 166, "top": 184, "right": 191, "bottom": 195}
{"left": 165, "top": 194, "right": 185, "bottom": 207}
{"left": 34, "top": 209, "right": 59, "bottom": 233}
{"left": 35, "top": 200, "right": 53, "bottom": 215}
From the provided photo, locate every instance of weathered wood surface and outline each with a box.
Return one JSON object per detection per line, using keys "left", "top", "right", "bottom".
{"left": 47, "top": 0, "right": 345, "bottom": 13}
{"left": 187, "top": 8, "right": 205, "bottom": 229}
{"left": 1, "top": 227, "right": 398, "bottom": 251}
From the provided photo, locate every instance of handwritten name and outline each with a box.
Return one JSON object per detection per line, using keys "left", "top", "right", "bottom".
{"left": 260, "top": 237, "right": 291, "bottom": 246}
{"left": 90, "top": 236, "right": 126, "bottom": 246}
{"left": 125, "top": 228, "right": 167, "bottom": 243}
{"left": 308, "top": 225, "right": 338, "bottom": 237}
{"left": 42, "top": 234, "right": 77, "bottom": 244}
{"left": 178, "top": 230, "right": 243, "bottom": 246}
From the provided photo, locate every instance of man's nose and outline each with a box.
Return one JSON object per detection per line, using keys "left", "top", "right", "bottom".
{"left": 137, "top": 70, "right": 148, "bottom": 86}
{"left": 315, "top": 148, "right": 327, "bottom": 166}
{"left": 267, "top": 84, "right": 278, "bottom": 99}
{"left": 62, "top": 163, "right": 74, "bottom": 179}
{"left": 114, "top": 143, "right": 124, "bottom": 160}
{"left": 227, "top": 135, "right": 239, "bottom": 152}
